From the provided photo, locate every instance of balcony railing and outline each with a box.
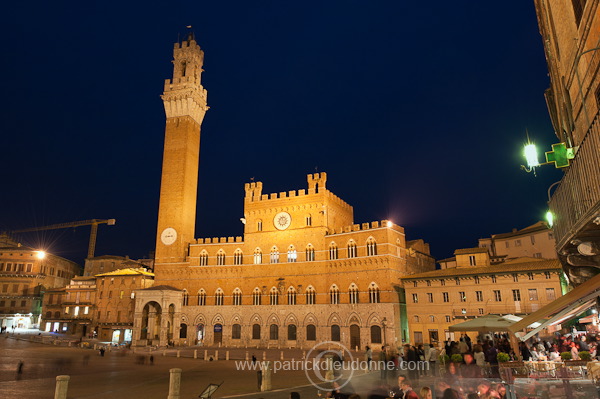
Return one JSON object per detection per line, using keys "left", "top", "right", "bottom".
{"left": 549, "top": 112, "right": 600, "bottom": 251}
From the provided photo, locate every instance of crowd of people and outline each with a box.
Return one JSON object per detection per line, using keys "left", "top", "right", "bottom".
{"left": 309, "top": 331, "right": 600, "bottom": 399}
{"left": 518, "top": 332, "right": 597, "bottom": 361}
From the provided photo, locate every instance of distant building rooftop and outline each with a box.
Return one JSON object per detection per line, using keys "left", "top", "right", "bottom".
{"left": 95, "top": 268, "right": 154, "bottom": 277}
{"left": 402, "top": 258, "right": 561, "bottom": 280}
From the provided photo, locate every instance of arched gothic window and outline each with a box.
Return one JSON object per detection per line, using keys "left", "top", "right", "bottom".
{"left": 349, "top": 284, "right": 359, "bottom": 304}
{"left": 269, "top": 287, "right": 279, "bottom": 305}
{"left": 367, "top": 238, "right": 378, "bottom": 256}
{"left": 287, "top": 287, "right": 297, "bottom": 305}
{"left": 305, "top": 286, "right": 316, "bottom": 305}
{"left": 369, "top": 283, "right": 380, "bottom": 303}
{"left": 347, "top": 240, "right": 357, "bottom": 258}
{"left": 329, "top": 243, "right": 338, "bottom": 260}
{"left": 254, "top": 248, "right": 262, "bottom": 265}
{"left": 329, "top": 285, "right": 340, "bottom": 305}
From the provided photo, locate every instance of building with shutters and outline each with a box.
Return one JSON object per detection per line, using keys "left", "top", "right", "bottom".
{"left": 402, "top": 248, "right": 566, "bottom": 344}
{"left": 0, "top": 234, "right": 80, "bottom": 329}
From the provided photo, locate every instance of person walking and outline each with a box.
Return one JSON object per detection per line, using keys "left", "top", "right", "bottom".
{"left": 16, "top": 360, "right": 24, "bottom": 379}
{"left": 365, "top": 345, "right": 373, "bottom": 370}
{"left": 379, "top": 345, "right": 388, "bottom": 382}
{"left": 427, "top": 344, "right": 439, "bottom": 377}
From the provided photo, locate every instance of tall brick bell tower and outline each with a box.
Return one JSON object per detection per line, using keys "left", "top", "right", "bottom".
{"left": 155, "top": 33, "right": 208, "bottom": 264}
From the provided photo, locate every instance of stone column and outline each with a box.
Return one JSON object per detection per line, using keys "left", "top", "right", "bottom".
{"left": 260, "top": 362, "right": 272, "bottom": 391}
{"left": 54, "top": 375, "right": 70, "bottom": 399}
{"left": 167, "top": 368, "right": 182, "bottom": 399}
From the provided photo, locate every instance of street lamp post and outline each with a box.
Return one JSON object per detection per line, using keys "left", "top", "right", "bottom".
{"left": 382, "top": 317, "right": 387, "bottom": 346}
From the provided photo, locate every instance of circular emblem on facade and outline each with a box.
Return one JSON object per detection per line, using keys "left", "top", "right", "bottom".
{"left": 273, "top": 212, "right": 291, "bottom": 230}
{"left": 161, "top": 227, "right": 177, "bottom": 245}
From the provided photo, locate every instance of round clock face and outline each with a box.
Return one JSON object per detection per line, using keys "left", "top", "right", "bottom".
{"left": 274, "top": 212, "right": 292, "bottom": 230}
{"left": 161, "top": 228, "right": 177, "bottom": 245}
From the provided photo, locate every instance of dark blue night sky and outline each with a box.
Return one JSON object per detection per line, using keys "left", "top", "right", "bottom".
{"left": 0, "top": 1, "right": 563, "bottom": 264}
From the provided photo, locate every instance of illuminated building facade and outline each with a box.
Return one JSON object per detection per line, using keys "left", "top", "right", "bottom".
{"left": 132, "top": 35, "right": 436, "bottom": 349}
{"left": 0, "top": 234, "right": 80, "bottom": 329}
{"left": 402, "top": 248, "right": 566, "bottom": 344}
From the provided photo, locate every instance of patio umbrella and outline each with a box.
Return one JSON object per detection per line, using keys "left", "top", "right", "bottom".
{"left": 448, "top": 315, "right": 519, "bottom": 333}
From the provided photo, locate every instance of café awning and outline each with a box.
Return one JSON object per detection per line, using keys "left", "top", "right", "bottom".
{"left": 507, "top": 272, "right": 600, "bottom": 341}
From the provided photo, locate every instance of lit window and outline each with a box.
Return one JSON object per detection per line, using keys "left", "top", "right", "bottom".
{"left": 270, "top": 247, "right": 279, "bottom": 264}
{"left": 254, "top": 248, "right": 262, "bottom": 264}
{"left": 287, "top": 247, "right": 297, "bottom": 263}
{"left": 412, "top": 293, "right": 418, "bottom": 303}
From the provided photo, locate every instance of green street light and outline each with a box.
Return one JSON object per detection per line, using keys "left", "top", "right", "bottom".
{"left": 524, "top": 143, "right": 540, "bottom": 168}
{"left": 546, "top": 210, "right": 554, "bottom": 228}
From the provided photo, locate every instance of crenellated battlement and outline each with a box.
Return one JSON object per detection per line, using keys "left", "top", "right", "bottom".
{"left": 243, "top": 172, "right": 351, "bottom": 210}
{"left": 244, "top": 181, "right": 263, "bottom": 201}
{"left": 194, "top": 236, "right": 244, "bottom": 245}
{"left": 328, "top": 220, "right": 404, "bottom": 235}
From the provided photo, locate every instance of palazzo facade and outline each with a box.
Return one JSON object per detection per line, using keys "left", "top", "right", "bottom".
{"left": 132, "top": 34, "right": 435, "bottom": 349}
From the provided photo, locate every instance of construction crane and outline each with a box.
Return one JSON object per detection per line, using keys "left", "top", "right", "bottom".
{"left": 11, "top": 219, "right": 116, "bottom": 259}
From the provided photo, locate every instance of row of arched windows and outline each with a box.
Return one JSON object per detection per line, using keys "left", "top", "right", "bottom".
{"left": 182, "top": 283, "right": 381, "bottom": 306}
{"left": 197, "top": 238, "right": 378, "bottom": 266}
{"left": 224, "top": 323, "right": 383, "bottom": 344}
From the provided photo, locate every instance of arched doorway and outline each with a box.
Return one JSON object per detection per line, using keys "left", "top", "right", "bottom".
{"left": 350, "top": 324, "right": 361, "bottom": 350}
{"left": 140, "top": 301, "right": 162, "bottom": 344}
{"left": 214, "top": 324, "right": 223, "bottom": 345}
{"left": 196, "top": 324, "right": 205, "bottom": 344}
{"left": 180, "top": 323, "right": 187, "bottom": 339}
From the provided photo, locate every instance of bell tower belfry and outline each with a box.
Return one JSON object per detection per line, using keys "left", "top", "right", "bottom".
{"left": 155, "top": 33, "right": 208, "bottom": 264}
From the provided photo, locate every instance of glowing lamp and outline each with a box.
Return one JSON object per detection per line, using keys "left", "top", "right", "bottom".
{"left": 545, "top": 211, "right": 554, "bottom": 228}
{"left": 386, "top": 221, "right": 393, "bottom": 228}
{"left": 524, "top": 143, "right": 539, "bottom": 168}
{"left": 36, "top": 251, "right": 46, "bottom": 260}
